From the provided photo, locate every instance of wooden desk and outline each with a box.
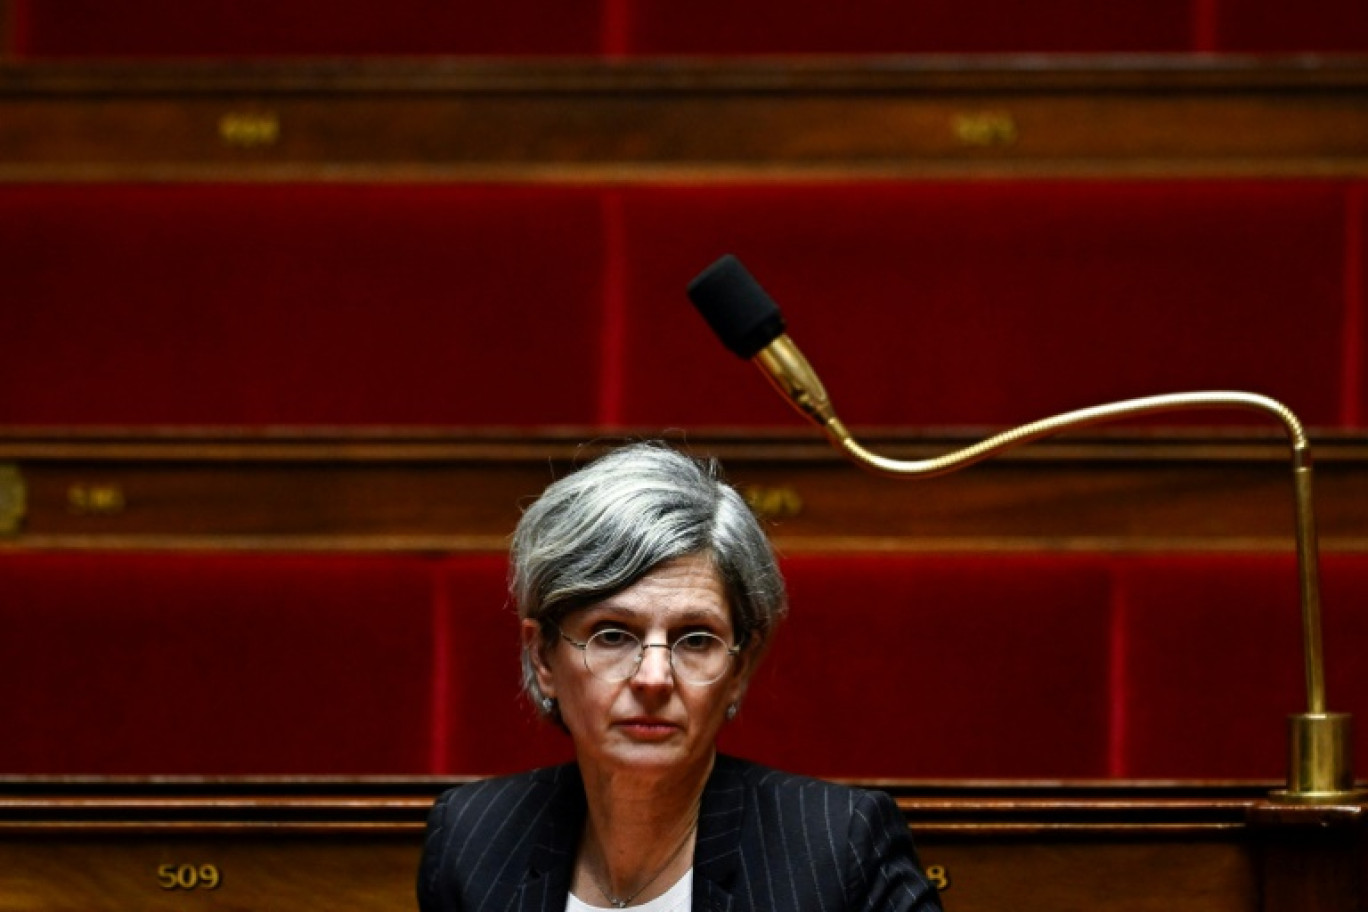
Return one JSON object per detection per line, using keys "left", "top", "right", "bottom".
{"left": 2, "top": 779, "right": 1363, "bottom": 911}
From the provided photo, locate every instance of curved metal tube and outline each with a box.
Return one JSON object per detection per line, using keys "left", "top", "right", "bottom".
{"left": 823, "top": 390, "right": 1325, "bottom": 719}
{"left": 754, "top": 336, "right": 1326, "bottom": 719}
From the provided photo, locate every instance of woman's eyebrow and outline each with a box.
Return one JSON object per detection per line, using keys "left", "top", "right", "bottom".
{"left": 580, "top": 604, "right": 724, "bottom": 624}
{"left": 577, "top": 604, "right": 643, "bottom": 622}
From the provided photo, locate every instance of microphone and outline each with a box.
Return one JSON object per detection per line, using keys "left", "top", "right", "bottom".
{"left": 685, "top": 254, "right": 785, "bottom": 359}
{"left": 686, "top": 253, "right": 1357, "bottom": 803}
{"left": 686, "top": 255, "right": 842, "bottom": 432}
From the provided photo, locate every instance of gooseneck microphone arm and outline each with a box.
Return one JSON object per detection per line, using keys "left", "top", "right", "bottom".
{"left": 687, "top": 253, "right": 1357, "bottom": 803}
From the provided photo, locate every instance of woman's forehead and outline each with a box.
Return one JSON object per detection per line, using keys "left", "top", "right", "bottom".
{"left": 580, "top": 555, "right": 730, "bottom": 621}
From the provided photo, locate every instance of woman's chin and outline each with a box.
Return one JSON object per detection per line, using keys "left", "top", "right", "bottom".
{"left": 579, "top": 733, "right": 710, "bottom": 773}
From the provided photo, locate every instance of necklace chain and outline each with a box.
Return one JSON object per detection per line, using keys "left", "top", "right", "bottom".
{"left": 590, "top": 817, "right": 697, "bottom": 909}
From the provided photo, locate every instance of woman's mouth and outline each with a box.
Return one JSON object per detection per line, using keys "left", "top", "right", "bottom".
{"left": 616, "top": 718, "right": 679, "bottom": 740}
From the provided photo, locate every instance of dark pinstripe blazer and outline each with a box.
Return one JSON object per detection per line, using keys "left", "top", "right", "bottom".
{"left": 417, "top": 754, "right": 942, "bottom": 912}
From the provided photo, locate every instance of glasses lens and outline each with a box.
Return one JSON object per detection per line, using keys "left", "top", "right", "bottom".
{"left": 670, "top": 632, "right": 731, "bottom": 685}
{"left": 584, "top": 629, "right": 643, "bottom": 682}
{"left": 581, "top": 629, "right": 734, "bottom": 684}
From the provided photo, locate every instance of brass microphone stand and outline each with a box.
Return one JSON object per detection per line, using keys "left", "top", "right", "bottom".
{"left": 754, "top": 332, "right": 1360, "bottom": 804}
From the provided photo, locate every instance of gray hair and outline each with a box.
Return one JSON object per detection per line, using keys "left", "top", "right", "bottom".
{"left": 512, "top": 441, "right": 786, "bottom": 716}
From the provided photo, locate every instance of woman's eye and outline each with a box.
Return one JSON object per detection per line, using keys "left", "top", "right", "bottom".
{"left": 594, "top": 628, "right": 635, "bottom": 648}
{"left": 676, "top": 632, "right": 716, "bottom": 651}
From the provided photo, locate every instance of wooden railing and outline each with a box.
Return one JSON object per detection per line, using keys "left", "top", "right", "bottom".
{"left": 2, "top": 430, "right": 1366, "bottom": 552}
{"left": 2, "top": 777, "right": 1363, "bottom": 911}
{"left": 1, "top": 57, "right": 1367, "bottom": 181}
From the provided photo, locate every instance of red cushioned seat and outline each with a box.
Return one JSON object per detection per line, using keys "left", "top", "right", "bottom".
{"left": 433, "top": 555, "right": 575, "bottom": 775}
{"left": 11, "top": 0, "right": 602, "bottom": 57}
{"left": 1354, "top": 185, "right": 1367, "bottom": 428}
{"left": 437, "top": 553, "right": 1116, "bottom": 779}
{"left": 629, "top": 0, "right": 1191, "bottom": 55}
{"left": 1114, "top": 554, "right": 1368, "bottom": 780}
{"left": 718, "top": 554, "right": 1115, "bottom": 779}
{"left": 0, "top": 552, "right": 437, "bottom": 774}
{"left": 620, "top": 181, "right": 1351, "bottom": 431}
{"left": 1214, "top": 0, "right": 1368, "bottom": 52}
{"left": 0, "top": 184, "right": 606, "bottom": 427}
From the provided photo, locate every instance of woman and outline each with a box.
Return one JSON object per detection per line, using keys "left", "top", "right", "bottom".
{"left": 418, "top": 442, "right": 942, "bottom": 911}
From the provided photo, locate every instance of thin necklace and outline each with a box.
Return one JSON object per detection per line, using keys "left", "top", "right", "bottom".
{"left": 590, "top": 816, "right": 698, "bottom": 909}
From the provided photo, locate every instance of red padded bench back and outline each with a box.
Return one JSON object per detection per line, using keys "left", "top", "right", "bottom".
{"left": 0, "top": 552, "right": 439, "bottom": 774}
{"left": 0, "top": 184, "right": 607, "bottom": 427}
{"left": 719, "top": 554, "right": 1115, "bottom": 779}
{"left": 1117, "top": 554, "right": 1368, "bottom": 779}
{"left": 3, "top": 180, "right": 1362, "bottom": 431}
{"left": 4, "top": 550, "right": 1366, "bottom": 779}
{"left": 12, "top": 0, "right": 1368, "bottom": 56}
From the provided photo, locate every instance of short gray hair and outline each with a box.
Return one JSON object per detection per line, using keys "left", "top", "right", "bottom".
{"left": 512, "top": 441, "right": 786, "bottom": 715}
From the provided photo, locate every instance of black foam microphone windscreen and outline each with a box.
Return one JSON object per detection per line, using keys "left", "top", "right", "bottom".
{"left": 686, "top": 255, "right": 787, "bottom": 359}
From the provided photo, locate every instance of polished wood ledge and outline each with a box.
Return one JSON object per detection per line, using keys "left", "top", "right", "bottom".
{"left": 1, "top": 429, "right": 1366, "bottom": 553}
{"left": 1, "top": 56, "right": 1367, "bottom": 180}
{"left": 0, "top": 778, "right": 1363, "bottom": 911}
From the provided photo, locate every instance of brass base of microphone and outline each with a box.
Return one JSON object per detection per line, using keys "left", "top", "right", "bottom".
{"left": 1269, "top": 713, "right": 1365, "bottom": 804}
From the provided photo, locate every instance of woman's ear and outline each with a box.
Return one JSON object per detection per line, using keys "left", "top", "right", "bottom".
{"left": 521, "top": 619, "right": 557, "bottom": 700}
{"left": 725, "top": 641, "right": 759, "bottom": 711}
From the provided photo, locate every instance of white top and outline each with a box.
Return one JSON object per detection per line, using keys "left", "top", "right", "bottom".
{"left": 565, "top": 868, "right": 693, "bottom": 912}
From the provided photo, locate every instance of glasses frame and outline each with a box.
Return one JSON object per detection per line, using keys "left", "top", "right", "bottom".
{"left": 556, "top": 626, "right": 741, "bottom": 686}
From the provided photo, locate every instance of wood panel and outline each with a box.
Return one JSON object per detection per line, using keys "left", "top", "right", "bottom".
{"left": 1, "top": 58, "right": 1367, "bottom": 180}
{"left": 1, "top": 779, "right": 1362, "bottom": 911}
{"left": 1, "top": 430, "right": 1365, "bottom": 552}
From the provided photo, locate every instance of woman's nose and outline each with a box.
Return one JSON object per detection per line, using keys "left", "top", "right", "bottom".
{"left": 632, "top": 643, "right": 674, "bottom": 685}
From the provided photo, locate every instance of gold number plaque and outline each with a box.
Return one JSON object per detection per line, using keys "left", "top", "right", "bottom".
{"left": 742, "top": 485, "right": 804, "bottom": 521}
{"left": 218, "top": 111, "right": 281, "bottom": 148}
{"left": 925, "top": 864, "right": 951, "bottom": 891}
{"left": 952, "top": 111, "right": 1018, "bottom": 147}
{"left": 67, "top": 483, "right": 125, "bottom": 515}
{"left": 156, "top": 863, "right": 222, "bottom": 891}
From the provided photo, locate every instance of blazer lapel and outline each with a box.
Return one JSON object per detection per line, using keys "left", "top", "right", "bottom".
{"left": 692, "top": 756, "right": 746, "bottom": 912}
{"left": 511, "top": 764, "right": 585, "bottom": 912}
{"left": 504, "top": 757, "right": 746, "bottom": 912}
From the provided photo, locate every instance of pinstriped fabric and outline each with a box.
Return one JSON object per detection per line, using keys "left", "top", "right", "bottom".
{"left": 418, "top": 756, "right": 941, "bottom": 912}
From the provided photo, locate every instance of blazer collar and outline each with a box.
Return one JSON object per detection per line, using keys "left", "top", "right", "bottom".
{"left": 516, "top": 755, "right": 747, "bottom": 912}
{"left": 693, "top": 755, "right": 747, "bottom": 912}
{"left": 516, "top": 764, "right": 584, "bottom": 912}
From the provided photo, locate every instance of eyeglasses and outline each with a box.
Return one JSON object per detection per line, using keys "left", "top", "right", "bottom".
{"left": 557, "top": 627, "right": 741, "bottom": 686}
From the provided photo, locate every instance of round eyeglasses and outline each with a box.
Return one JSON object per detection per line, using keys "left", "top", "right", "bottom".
{"left": 558, "top": 628, "right": 740, "bottom": 686}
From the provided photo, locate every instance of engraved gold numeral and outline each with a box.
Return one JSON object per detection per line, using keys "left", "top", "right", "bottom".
{"left": 952, "top": 111, "right": 1018, "bottom": 147}
{"left": 742, "top": 485, "right": 804, "bottom": 520}
{"left": 219, "top": 111, "right": 281, "bottom": 148}
{"left": 925, "top": 864, "right": 951, "bottom": 891}
{"left": 156, "top": 863, "right": 222, "bottom": 890}
{"left": 67, "top": 483, "right": 125, "bottom": 515}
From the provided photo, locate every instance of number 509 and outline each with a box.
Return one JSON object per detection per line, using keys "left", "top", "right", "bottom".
{"left": 156, "top": 863, "right": 221, "bottom": 890}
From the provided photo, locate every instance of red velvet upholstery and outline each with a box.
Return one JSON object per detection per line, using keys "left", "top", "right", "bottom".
{"left": 18, "top": 1, "right": 1368, "bottom": 57}
{"left": 0, "top": 552, "right": 437, "bottom": 774}
{"left": 629, "top": 1, "right": 1192, "bottom": 55}
{"left": 3, "top": 549, "right": 1366, "bottom": 779}
{"left": 619, "top": 181, "right": 1351, "bottom": 430}
{"left": 718, "top": 554, "right": 1115, "bottom": 779}
{"left": 1352, "top": 184, "right": 1367, "bottom": 428}
{"left": 0, "top": 185, "right": 606, "bottom": 427}
{"left": 434, "top": 555, "right": 573, "bottom": 776}
{"left": 1215, "top": 0, "right": 1368, "bottom": 52}
{"left": 2, "top": 180, "right": 1360, "bottom": 431}
{"left": 1116, "top": 554, "right": 1368, "bottom": 779}
{"left": 10, "top": 0, "right": 603, "bottom": 57}
{"left": 1115, "top": 555, "right": 1301, "bottom": 779}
